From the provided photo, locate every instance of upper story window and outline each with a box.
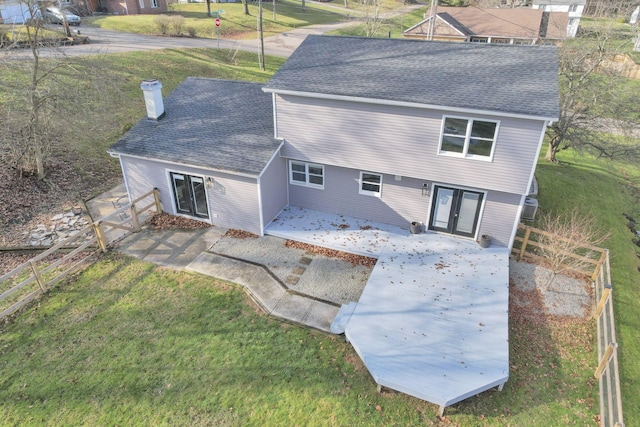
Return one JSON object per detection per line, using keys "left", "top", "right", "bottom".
{"left": 151, "top": 0, "right": 158, "bottom": 7}
{"left": 569, "top": 4, "right": 578, "bottom": 12}
{"left": 289, "top": 160, "right": 324, "bottom": 189}
{"left": 439, "top": 116, "right": 499, "bottom": 160}
{"left": 359, "top": 172, "right": 382, "bottom": 197}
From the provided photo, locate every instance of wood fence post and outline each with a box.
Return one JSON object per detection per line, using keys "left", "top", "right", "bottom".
{"left": 594, "top": 342, "right": 616, "bottom": 378}
{"left": 130, "top": 205, "right": 140, "bottom": 231}
{"left": 591, "top": 251, "right": 606, "bottom": 282}
{"left": 29, "top": 260, "right": 46, "bottom": 292}
{"left": 153, "top": 188, "right": 162, "bottom": 214}
{"left": 518, "top": 227, "right": 531, "bottom": 261}
{"left": 93, "top": 222, "right": 108, "bottom": 252}
{"left": 594, "top": 284, "right": 612, "bottom": 319}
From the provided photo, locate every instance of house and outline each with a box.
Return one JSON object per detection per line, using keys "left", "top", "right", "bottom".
{"left": 108, "top": 36, "right": 559, "bottom": 250}
{"left": 403, "top": 6, "right": 569, "bottom": 44}
{"left": 532, "top": 0, "right": 586, "bottom": 37}
{"left": 88, "top": 0, "right": 168, "bottom": 15}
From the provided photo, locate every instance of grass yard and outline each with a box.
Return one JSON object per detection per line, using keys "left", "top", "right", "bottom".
{"left": 327, "top": 4, "right": 427, "bottom": 38}
{"left": 0, "top": 252, "right": 600, "bottom": 425}
{"left": 86, "top": 0, "right": 349, "bottom": 39}
{"left": 535, "top": 148, "right": 640, "bottom": 425}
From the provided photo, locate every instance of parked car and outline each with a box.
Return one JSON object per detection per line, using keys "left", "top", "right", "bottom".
{"left": 43, "top": 7, "right": 81, "bottom": 26}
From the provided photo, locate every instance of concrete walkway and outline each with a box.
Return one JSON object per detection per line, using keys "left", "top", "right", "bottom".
{"left": 115, "top": 228, "right": 341, "bottom": 332}
{"left": 187, "top": 252, "right": 340, "bottom": 331}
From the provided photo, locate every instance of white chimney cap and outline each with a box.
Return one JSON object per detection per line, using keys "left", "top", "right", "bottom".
{"left": 140, "top": 79, "right": 164, "bottom": 120}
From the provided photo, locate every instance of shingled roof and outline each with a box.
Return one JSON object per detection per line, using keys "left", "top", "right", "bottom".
{"left": 108, "top": 78, "right": 279, "bottom": 176}
{"left": 263, "top": 35, "right": 559, "bottom": 120}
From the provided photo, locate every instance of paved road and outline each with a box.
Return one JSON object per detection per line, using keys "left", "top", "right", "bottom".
{"left": 47, "top": 20, "right": 360, "bottom": 58}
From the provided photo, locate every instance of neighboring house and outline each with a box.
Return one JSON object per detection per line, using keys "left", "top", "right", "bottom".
{"left": 108, "top": 36, "right": 559, "bottom": 250}
{"left": 403, "top": 6, "right": 569, "bottom": 44}
{"left": 88, "top": 0, "right": 168, "bottom": 15}
{"left": 532, "top": 0, "right": 586, "bottom": 37}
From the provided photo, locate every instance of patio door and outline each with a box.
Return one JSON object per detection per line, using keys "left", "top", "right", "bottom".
{"left": 429, "top": 186, "right": 483, "bottom": 238}
{"left": 170, "top": 172, "right": 209, "bottom": 219}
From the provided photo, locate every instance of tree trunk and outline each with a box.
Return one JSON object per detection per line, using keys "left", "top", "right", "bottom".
{"left": 206, "top": 0, "right": 211, "bottom": 16}
{"left": 35, "top": 144, "right": 45, "bottom": 180}
{"left": 545, "top": 143, "right": 558, "bottom": 162}
{"left": 242, "top": 0, "right": 249, "bottom": 15}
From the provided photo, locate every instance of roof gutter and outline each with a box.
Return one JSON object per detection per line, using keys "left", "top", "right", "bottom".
{"left": 106, "top": 150, "right": 261, "bottom": 180}
{"left": 262, "top": 88, "right": 559, "bottom": 122}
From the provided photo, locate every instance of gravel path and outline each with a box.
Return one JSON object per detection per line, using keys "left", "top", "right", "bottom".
{"left": 510, "top": 260, "right": 592, "bottom": 318}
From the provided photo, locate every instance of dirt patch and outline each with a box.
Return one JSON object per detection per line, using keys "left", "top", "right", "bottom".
{"left": 284, "top": 240, "right": 377, "bottom": 268}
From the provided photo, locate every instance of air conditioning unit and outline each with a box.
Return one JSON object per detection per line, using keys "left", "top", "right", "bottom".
{"left": 522, "top": 197, "right": 538, "bottom": 221}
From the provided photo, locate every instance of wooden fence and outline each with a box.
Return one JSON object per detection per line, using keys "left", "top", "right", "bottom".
{"left": 592, "top": 252, "right": 624, "bottom": 427}
{"left": 512, "top": 224, "right": 624, "bottom": 427}
{"left": 0, "top": 189, "right": 161, "bottom": 320}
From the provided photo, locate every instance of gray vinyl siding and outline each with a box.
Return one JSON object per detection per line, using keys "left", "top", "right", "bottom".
{"left": 275, "top": 95, "right": 544, "bottom": 196}
{"left": 120, "top": 156, "right": 262, "bottom": 235}
{"left": 289, "top": 164, "right": 431, "bottom": 229}
{"left": 476, "top": 191, "right": 522, "bottom": 247}
{"left": 259, "top": 154, "right": 288, "bottom": 229}
{"left": 287, "top": 161, "right": 520, "bottom": 247}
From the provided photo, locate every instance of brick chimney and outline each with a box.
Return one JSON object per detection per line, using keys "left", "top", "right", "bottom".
{"left": 140, "top": 79, "right": 165, "bottom": 120}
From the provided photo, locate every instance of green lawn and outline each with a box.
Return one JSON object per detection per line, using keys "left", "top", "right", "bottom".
{"left": 0, "top": 251, "right": 600, "bottom": 425}
{"left": 535, "top": 148, "right": 640, "bottom": 425}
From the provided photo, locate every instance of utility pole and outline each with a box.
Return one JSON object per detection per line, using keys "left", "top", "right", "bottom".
{"left": 426, "top": 0, "right": 438, "bottom": 41}
{"left": 258, "top": 0, "right": 265, "bottom": 70}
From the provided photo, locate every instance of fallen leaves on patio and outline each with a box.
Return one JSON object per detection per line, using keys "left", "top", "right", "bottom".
{"left": 284, "top": 240, "right": 376, "bottom": 267}
{"left": 149, "top": 213, "right": 212, "bottom": 230}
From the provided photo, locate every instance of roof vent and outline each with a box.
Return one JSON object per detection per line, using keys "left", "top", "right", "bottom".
{"left": 140, "top": 79, "right": 164, "bottom": 120}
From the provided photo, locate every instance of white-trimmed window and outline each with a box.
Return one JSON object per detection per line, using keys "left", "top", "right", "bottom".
{"left": 359, "top": 172, "right": 382, "bottom": 197}
{"left": 139, "top": 0, "right": 144, "bottom": 8}
{"left": 289, "top": 161, "right": 324, "bottom": 189}
{"left": 151, "top": 0, "right": 158, "bottom": 7}
{"left": 439, "top": 116, "right": 498, "bottom": 159}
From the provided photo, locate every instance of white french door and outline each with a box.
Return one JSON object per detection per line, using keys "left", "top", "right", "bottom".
{"left": 170, "top": 172, "right": 209, "bottom": 219}
{"left": 429, "top": 185, "right": 483, "bottom": 238}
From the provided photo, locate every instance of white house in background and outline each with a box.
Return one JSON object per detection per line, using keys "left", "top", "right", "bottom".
{"left": 532, "top": 0, "right": 586, "bottom": 37}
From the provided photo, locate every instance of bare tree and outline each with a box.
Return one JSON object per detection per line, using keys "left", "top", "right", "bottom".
{"left": 361, "top": 0, "right": 384, "bottom": 38}
{"left": 537, "top": 209, "right": 610, "bottom": 280}
{"left": 0, "top": 0, "right": 118, "bottom": 180}
{"left": 545, "top": 27, "right": 640, "bottom": 163}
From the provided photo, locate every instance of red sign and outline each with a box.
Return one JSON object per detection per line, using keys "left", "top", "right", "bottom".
{"left": 215, "top": 18, "right": 221, "bottom": 27}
